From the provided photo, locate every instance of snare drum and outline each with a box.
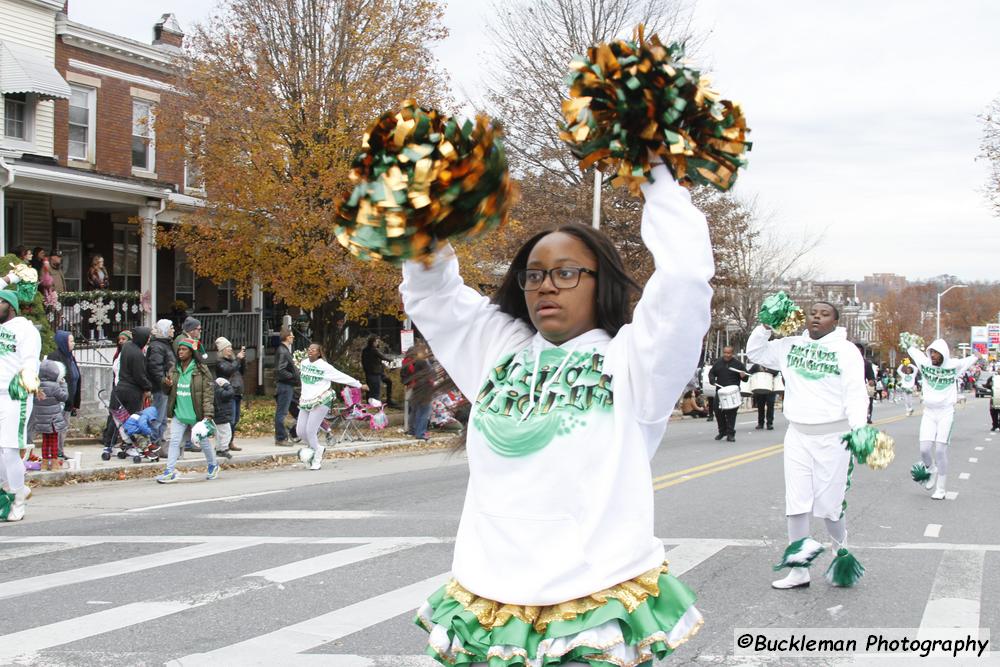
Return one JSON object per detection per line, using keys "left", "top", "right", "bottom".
{"left": 749, "top": 372, "right": 775, "bottom": 394}
{"left": 773, "top": 374, "right": 785, "bottom": 394}
{"left": 717, "top": 385, "right": 741, "bottom": 410}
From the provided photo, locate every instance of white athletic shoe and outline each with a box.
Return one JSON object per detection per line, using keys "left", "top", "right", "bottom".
{"left": 931, "top": 475, "right": 947, "bottom": 500}
{"left": 7, "top": 487, "right": 29, "bottom": 521}
{"left": 906, "top": 408, "right": 913, "bottom": 416}
{"left": 772, "top": 567, "right": 810, "bottom": 589}
{"left": 924, "top": 466, "right": 938, "bottom": 491}
{"left": 308, "top": 446, "right": 325, "bottom": 471}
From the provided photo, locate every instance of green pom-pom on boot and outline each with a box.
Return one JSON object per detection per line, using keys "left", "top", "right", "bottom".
{"left": 825, "top": 547, "right": 865, "bottom": 587}
{"left": 0, "top": 489, "right": 14, "bottom": 521}
{"left": 773, "top": 537, "right": 825, "bottom": 571}
{"left": 911, "top": 462, "right": 931, "bottom": 483}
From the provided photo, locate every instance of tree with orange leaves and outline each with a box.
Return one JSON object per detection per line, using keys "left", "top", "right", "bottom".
{"left": 157, "top": 0, "right": 454, "bottom": 357}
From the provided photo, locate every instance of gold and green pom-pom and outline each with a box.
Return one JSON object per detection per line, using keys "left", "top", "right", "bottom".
{"left": 842, "top": 426, "right": 893, "bottom": 471}
{"left": 335, "top": 99, "right": 516, "bottom": 265}
{"left": 559, "top": 25, "right": 750, "bottom": 196}
{"left": 911, "top": 462, "right": 931, "bottom": 483}
{"left": 825, "top": 548, "right": 865, "bottom": 587}
{"left": 758, "top": 291, "right": 804, "bottom": 337}
{"left": 773, "top": 537, "right": 825, "bottom": 571}
{"left": 899, "top": 332, "right": 925, "bottom": 351}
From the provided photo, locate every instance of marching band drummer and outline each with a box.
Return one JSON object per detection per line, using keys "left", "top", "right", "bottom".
{"left": 708, "top": 347, "right": 748, "bottom": 443}
{"left": 749, "top": 363, "right": 780, "bottom": 430}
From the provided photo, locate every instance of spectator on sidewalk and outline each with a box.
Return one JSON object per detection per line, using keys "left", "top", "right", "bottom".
{"left": 401, "top": 341, "right": 434, "bottom": 440}
{"left": 46, "top": 331, "right": 80, "bottom": 459}
{"left": 680, "top": 389, "right": 710, "bottom": 418}
{"left": 212, "top": 376, "right": 235, "bottom": 459}
{"left": 361, "top": 335, "right": 396, "bottom": 407}
{"left": 102, "top": 330, "right": 147, "bottom": 450}
{"left": 173, "top": 317, "right": 208, "bottom": 365}
{"left": 146, "top": 320, "right": 176, "bottom": 448}
{"left": 274, "top": 328, "right": 299, "bottom": 446}
{"left": 214, "top": 337, "right": 245, "bottom": 451}
{"left": 29, "top": 360, "right": 69, "bottom": 470}
{"left": 156, "top": 338, "right": 218, "bottom": 483}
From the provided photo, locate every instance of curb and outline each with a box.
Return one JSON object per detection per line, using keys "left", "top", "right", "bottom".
{"left": 26, "top": 436, "right": 455, "bottom": 487}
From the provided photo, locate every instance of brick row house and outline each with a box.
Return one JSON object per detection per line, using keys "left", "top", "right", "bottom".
{"left": 0, "top": 0, "right": 263, "bottom": 399}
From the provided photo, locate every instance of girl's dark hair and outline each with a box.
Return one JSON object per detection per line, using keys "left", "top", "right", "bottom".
{"left": 491, "top": 224, "right": 641, "bottom": 336}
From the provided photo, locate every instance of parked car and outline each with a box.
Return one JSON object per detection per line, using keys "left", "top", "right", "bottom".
{"left": 975, "top": 371, "right": 995, "bottom": 398}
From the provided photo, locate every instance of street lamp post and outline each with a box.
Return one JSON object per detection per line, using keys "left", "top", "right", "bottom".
{"left": 936, "top": 284, "right": 967, "bottom": 341}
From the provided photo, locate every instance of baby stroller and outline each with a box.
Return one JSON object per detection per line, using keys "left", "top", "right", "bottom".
{"left": 323, "top": 387, "right": 388, "bottom": 445}
{"left": 98, "top": 390, "right": 160, "bottom": 463}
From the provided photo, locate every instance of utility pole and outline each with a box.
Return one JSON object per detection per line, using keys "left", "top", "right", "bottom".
{"left": 591, "top": 169, "right": 601, "bottom": 229}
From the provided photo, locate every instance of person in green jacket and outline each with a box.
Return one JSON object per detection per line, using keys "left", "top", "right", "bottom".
{"left": 156, "top": 338, "right": 218, "bottom": 483}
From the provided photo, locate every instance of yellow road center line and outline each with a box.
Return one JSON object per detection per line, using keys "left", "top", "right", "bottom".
{"left": 651, "top": 444, "right": 784, "bottom": 484}
{"left": 652, "top": 410, "right": 916, "bottom": 491}
{"left": 654, "top": 449, "right": 784, "bottom": 490}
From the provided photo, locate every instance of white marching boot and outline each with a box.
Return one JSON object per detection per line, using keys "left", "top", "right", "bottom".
{"left": 930, "top": 475, "right": 947, "bottom": 500}
{"left": 772, "top": 567, "right": 810, "bottom": 590}
{"left": 7, "top": 486, "right": 29, "bottom": 521}
{"left": 308, "top": 445, "right": 325, "bottom": 471}
{"left": 924, "top": 466, "right": 938, "bottom": 491}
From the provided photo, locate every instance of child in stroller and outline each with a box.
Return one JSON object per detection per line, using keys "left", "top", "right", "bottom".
{"left": 99, "top": 394, "right": 161, "bottom": 464}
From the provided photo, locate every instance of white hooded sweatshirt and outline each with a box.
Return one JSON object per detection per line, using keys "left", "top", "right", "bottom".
{"left": 897, "top": 364, "right": 917, "bottom": 391}
{"left": 746, "top": 325, "right": 868, "bottom": 430}
{"left": 907, "top": 340, "right": 978, "bottom": 410}
{"left": 298, "top": 358, "right": 361, "bottom": 409}
{"left": 399, "top": 164, "right": 714, "bottom": 606}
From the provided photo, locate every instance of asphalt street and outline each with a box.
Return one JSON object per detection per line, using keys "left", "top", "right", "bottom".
{"left": 0, "top": 394, "right": 998, "bottom": 666}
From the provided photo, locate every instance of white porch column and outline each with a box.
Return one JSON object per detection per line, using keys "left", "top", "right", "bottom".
{"left": 0, "top": 158, "right": 14, "bottom": 256}
{"left": 138, "top": 199, "right": 163, "bottom": 327}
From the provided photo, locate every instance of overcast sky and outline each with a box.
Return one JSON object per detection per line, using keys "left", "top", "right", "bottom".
{"left": 68, "top": 0, "right": 1000, "bottom": 282}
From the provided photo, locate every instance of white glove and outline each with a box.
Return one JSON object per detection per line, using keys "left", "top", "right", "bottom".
{"left": 4, "top": 271, "right": 19, "bottom": 285}
{"left": 215, "top": 377, "right": 230, "bottom": 387}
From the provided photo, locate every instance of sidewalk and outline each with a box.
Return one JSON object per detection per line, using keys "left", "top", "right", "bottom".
{"left": 26, "top": 429, "right": 455, "bottom": 487}
{"left": 26, "top": 404, "right": 757, "bottom": 486}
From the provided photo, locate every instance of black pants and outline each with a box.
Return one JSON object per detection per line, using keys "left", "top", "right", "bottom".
{"left": 714, "top": 405, "right": 738, "bottom": 436}
{"left": 366, "top": 373, "right": 394, "bottom": 404}
{"left": 706, "top": 395, "right": 715, "bottom": 420}
{"left": 991, "top": 406, "right": 999, "bottom": 429}
{"left": 755, "top": 393, "right": 776, "bottom": 427}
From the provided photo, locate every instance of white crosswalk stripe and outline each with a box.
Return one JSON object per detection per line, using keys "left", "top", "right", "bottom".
{"left": 0, "top": 535, "right": 993, "bottom": 665}
{"left": 0, "top": 541, "right": 253, "bottom": 601}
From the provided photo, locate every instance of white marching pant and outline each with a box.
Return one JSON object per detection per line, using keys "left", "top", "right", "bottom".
{"left": 783, "top": 422, "right": 852, "bottom": 521}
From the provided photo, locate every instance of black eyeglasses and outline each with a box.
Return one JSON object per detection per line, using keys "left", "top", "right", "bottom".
{"left": 516, "top": 267, "right": 598, "bottom": 291}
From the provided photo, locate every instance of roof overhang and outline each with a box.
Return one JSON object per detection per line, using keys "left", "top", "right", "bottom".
{"left": 0, "top": 40, "right": 71, "bottom": 100}
{"left": 7, "top": 161, "right": 172, "bottom": 206}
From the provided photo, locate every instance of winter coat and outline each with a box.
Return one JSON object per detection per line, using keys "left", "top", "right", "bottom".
{"left": 145, "top": 335, "right": 175, "bottom": 391}
{"left": 214, "top": 380, "right": 235, "bottom": 423}
{"left": 29, "top": 361, "right": 69, "bottom": 434}
{"left": 274, "top": 344, "right": 299, "bottom": 386}
{"left": 118, "top": 327, "right": 152, "bottom": 393}
{"left": 47, "top": 331, "right": 80, "bottom": 411}
{"left": 167, "top": 360, "right": 215, "bottom": 422}
{"left": 215, "top": 355, "right": 245, "bottom": 395}
{"left": 362, "top": 345, "right": 393, "bottom": 375}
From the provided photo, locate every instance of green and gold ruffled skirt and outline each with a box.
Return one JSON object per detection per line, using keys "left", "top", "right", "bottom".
{"left": 415, "top": 563, "right": 702, "bottom": 666}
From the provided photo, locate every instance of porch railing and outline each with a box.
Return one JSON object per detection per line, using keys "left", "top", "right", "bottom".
{"left": 52, "top": 291, "right": 144, "bottom": 348}
{"left": 195, "top": 312, "right": 262, "bottom": 351}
